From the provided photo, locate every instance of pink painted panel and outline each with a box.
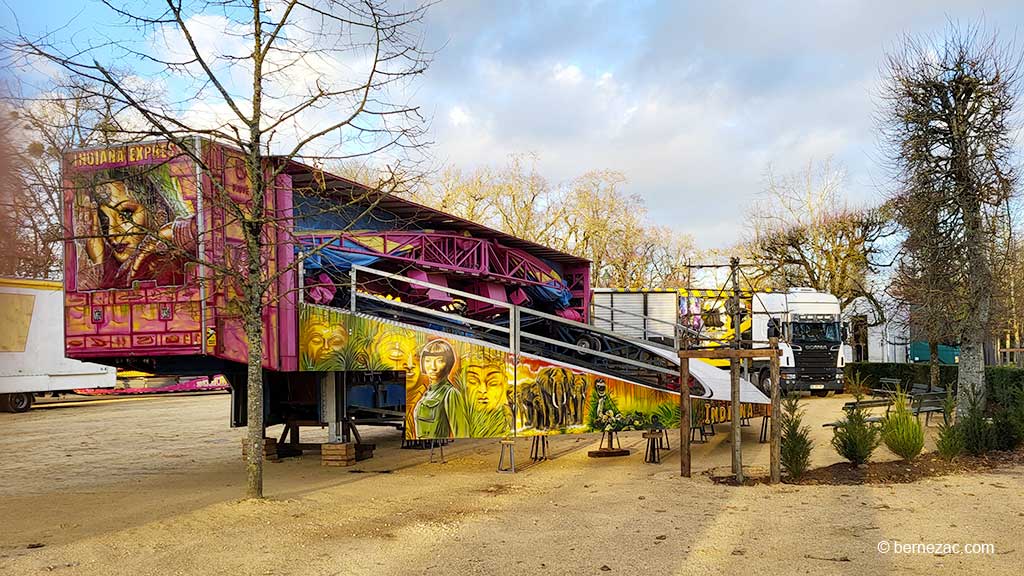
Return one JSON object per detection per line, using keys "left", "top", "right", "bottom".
{"left": 63, "top": 142, "right": 204, "bottom": 358}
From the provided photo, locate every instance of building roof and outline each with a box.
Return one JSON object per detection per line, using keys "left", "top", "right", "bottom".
{"left": 278, "top": 159, "right": 589, "bottom": 267}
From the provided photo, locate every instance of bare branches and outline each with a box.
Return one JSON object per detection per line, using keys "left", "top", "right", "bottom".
{"left": 408, "top": 156, "right": 699, "bottom": 289}
{"left": 742, "top": 159, "right": 895, "bottom": 317}
{"left": 5, "top": 0, "right": 434, "bottom": 499}
{"left": 881, "top": 23, "right": 1021, "bottom": 402}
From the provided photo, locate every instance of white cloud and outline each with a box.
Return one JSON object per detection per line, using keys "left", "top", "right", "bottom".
{"left": 552, "top": 63, "right": 583, "bottom": 85}
{"left": 448, "top": 106, "right": 472, "bottom": 127}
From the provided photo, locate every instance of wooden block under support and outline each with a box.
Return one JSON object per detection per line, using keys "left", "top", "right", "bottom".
{"left": 321, "top": 460, "right": 356, "bottom": 467}
{"left": 322, "top": 442, "right": 357, "bottom": 467}
{"left": 355, "top": 443, "right": 376, "bottom": 461}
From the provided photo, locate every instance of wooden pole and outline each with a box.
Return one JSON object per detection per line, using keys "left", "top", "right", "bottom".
{"left": 730, "top": 356, "right": 742, "bottom": 482}
{"left": 729, "top": 257, "right": 743, "bottom": 483}
{"left": 680, "top": 355, "right": 691, "bottom": 478}
{"left": 769, "top": 336, "right": 782, "bottom": 484}
{"left": 681, "top": 262, "right": 693, "bottom": 478}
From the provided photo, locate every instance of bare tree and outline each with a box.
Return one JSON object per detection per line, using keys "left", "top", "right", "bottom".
{"left": 743, "top": 159, "right": 894, "bottom": 318}
{"left": 881, "top": 25, "right": 1019, "bottom": 407}
{"left": 1, "top": 80, "right": 149, "bottom": 278}
{"left": 409, "top": 156, "right": 699, "bottom": 288}
{"left": 8, "top": 0, "right": 432, "bottom": 498}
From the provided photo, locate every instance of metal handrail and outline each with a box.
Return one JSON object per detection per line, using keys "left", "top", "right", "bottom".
{"left": 355, "top": 292, "right": 511, "bottom": 335}
{"left": 337, "top": 265, "right": 679, "bottom": 380}
{"left": 517, "top": 330, "right": 679, "bottom": 377}
{"left": 589, "top": 300, "right": 706, "bottom": 346}
{"left": 351, "top": 264, "right": 514, "bottom": 309}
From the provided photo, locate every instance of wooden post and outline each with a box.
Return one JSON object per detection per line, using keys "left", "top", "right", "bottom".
{"left": 769, "top": 336, "right": 782, "bottom": 484}
{"left": 728, "top": 257, "right": 743, "bottom": 483}
{"left": 680, "top": 355, "right": 691, "bottom": 478}
{"left": 730, "top": 356, "right": 743, "bottom": 482}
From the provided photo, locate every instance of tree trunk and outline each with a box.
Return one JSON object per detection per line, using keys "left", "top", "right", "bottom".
{"left": 244, "top": 298, "right": 266, "bottom": 499}
{"left": 929, "top": 340, "right": 939, "bottom": 392}
{"left": 958, "top": 200, "right": 990, "bottom": 412}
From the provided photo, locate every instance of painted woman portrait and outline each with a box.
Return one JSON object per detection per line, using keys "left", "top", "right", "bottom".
{"left": 412, "top": 339, "right": 466, "bottom": 439}
{"left": 75, "top": 165, "right": 196, "bottom": 289}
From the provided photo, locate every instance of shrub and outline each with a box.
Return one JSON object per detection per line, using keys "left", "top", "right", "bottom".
{"left": 843, "top": 362, "right": 1024, "bottom": 401}
{"left": 843, "top": 371, "right": 870, "bottom": 397}
{"left": 780, "top": 394, "right": 813, "bottom": 479}
{"left": 831, "top": 406, "right": 881, "bottom": 466}
{"left": 960, "top": 390, "right": 994, "bottom": 456}
{"left": 936, "top": 392, "right": 964, "bottom": 460}
{"left": 881, "top": 389, "right": 924, "bottom": 461}
{"left": 990, "top": 386, "right": 1024, "bottom": 451}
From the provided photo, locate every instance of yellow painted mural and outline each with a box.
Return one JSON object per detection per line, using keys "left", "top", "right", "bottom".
{"left": 299, "top": 305, "right": 766, "bottom": 440}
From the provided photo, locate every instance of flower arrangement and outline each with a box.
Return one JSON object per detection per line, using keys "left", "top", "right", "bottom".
{"left": 598, "top": 410, "right": 648, "bottom": 432}
{"left": 598, "top": 410, "right": 627, "bottom": 432}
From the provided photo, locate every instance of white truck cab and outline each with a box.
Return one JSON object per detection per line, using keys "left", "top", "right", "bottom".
{"left": 751, "top": 288, "right": 845, "bottom": 396}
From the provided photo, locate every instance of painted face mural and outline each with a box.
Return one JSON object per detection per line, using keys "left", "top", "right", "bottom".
{"left": 465, "top": 362, "right": 507, "bottom": 410}
{"left": 70, "top": 159, "right": 197, "bottom": 290}
{"left": 375, "top": 330, "right": 417, "bottom": 372}
{"left": 298, "top": 307, "right": 768, "bottom": 440}
{"left": 303, "top": 322, "right": 348, "bottom": 367}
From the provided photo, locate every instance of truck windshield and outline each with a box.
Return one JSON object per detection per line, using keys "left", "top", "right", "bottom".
{"left": 791, "top": 322, "right": 841, "bottom": 343}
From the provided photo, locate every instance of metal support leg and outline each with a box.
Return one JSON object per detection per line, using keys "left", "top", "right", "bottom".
{"left": 498, "top": 439, "right": 516, "bottom": 473}
{"left": 530, "top": 435, "right": 548, "bottom": 461}
{"left": 429, "top": 439, "right": 445, "bottom": 464}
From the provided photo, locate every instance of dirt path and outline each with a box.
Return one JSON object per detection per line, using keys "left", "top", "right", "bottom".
{"left": 1, "top": 394, "right": 1020, "bottom": 575}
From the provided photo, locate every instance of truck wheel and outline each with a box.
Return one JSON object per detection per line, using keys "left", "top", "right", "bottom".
{"left": 811, "top": 390, "right": 829, "bottom": 397}
{"left": 6, "top": 392, "right": 34, "bottom": 413}
{"left": 756, "top": 369, "right": 773, "bottom": 396}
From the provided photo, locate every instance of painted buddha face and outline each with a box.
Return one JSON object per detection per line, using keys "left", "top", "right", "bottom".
{"left": 305, "top": 322, "right": 347, "bottom": 365}
{"left": 376, "top": 332, "right": 417, "bottom": 372}
{"left": 465, "top": 363, "right": 507, "bottom": 410}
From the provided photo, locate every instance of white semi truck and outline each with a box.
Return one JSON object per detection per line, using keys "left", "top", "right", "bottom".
{"left": 750, "top": 288, "right": 845, "bottom": 396}
{"left": 0, "top": 278, "right": 116, "bottom": 411}
{"left": 593, "top": 287, "right": 846, "bottom": 396}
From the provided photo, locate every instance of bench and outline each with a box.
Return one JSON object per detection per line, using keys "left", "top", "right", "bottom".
{"left": 879, "top": 377, "right": 902, "bottom": 391}
{"left": 824, "top": 397, "right": 892, "bottom": 428}
{"left": 823, "top": 415, "right": 884, "bottom": 428}
{"left": 841, "top": 398, "right": 893, "bottom": 414}
{"left": 910, "top": 391, "right": 947, "bottom": 426}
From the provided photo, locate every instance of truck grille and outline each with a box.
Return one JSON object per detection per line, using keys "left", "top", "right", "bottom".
{"left": 794, "top": 346, "right": 838, "bottom": 377}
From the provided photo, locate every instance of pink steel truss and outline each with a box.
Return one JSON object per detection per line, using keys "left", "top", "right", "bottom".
{"left": 298, "top": 231, "right": 567, "bottom": 289}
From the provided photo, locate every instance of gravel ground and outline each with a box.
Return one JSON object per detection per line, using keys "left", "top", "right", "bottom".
{"left": 1, "top": 393, "right": 1021, "bottom": 575}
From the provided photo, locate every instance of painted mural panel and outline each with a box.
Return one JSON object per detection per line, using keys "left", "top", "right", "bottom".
{"left": 299, "top": 305, "right": 768, "bottom": 441}
{"left": 299, "top": 305, "right": 514, "bottom": 439}
{"left": 65, "top": 142, "right": 198, "bottom": 291}
{"left": 63, "top": 142, "right": 204, "bottom": 357}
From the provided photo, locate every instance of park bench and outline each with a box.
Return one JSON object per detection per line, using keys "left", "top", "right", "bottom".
{"left": 823, "top": 396, "right": 891, "bottom": 428}
{"left": 910, "top": 391, "right": 947, "bottom": 426}
{"left": 878, "top": 377, "right": 901, "bottom": 391}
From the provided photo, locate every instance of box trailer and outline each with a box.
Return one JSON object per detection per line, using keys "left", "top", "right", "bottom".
{"left": 0, "top": 278, "right": 116, "bottom": 411}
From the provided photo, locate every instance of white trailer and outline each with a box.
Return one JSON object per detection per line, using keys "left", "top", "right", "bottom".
{"left": 0, "top": 278, "right": 116, "bottom": 412}
{"left": 591, "top": 290, "right": 679, "bottom": 345}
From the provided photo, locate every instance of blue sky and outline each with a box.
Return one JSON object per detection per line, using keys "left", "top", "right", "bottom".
{"left": 4, "top": 0, "right": 1024, "bottom": 248}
